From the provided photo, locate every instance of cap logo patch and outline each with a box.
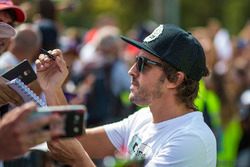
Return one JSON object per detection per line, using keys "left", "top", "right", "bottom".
{"left": 143, "top": 25, "right": 163, "bottom": 43}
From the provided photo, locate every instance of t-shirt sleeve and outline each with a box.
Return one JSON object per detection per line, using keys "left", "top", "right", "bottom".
{"left": 103, "top": 116, "right": 131, "bottom": 150}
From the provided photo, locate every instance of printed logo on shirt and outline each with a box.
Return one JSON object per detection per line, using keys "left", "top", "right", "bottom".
{"left": 128, "top": 134, "right": 152, "bottom": 160}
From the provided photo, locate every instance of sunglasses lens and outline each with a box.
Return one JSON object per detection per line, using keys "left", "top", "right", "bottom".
{"left": 136, "top": 57, "right": 143, "bottom": 72}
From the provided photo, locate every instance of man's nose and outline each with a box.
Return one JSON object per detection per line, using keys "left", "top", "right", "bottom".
{"left": 128, "top": 63, "right": 139, "bottom": 76}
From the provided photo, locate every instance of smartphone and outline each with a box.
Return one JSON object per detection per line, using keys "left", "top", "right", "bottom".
{"left": 30, "top": 105, "right": 86, "bottom": 138}
{"left": 1, "top": 59, "right": 37, "bottom": 85}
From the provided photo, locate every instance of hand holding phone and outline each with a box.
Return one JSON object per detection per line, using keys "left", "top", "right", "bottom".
{"left": 29, "top": 105, "right": 86, "bottom": 138}
{"left": 0, "top": 102, "right": 64, "bottom": 160}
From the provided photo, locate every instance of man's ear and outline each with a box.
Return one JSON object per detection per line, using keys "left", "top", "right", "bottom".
{"left": 166, "top": 72, "right": 185, "bottom": 89}
{"left": 175, "top": 72, "right": 185, "bottom": 86}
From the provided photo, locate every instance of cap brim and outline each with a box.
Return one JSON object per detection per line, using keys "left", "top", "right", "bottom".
{"left": 120, "top": 36, "right": 160, "bottom": 58}
{"left": 0, "top": 22, "right": 16, "bottom": 38}
{"left": 0, "top": 5, "right": 26, "bottom": 22}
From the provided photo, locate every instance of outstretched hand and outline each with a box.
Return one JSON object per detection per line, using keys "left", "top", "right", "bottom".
{"left": 48, "top": 138, "right": 95, "bottom": 167}
{"left": 0, "top": 102, "right": 64, "bottom": 160}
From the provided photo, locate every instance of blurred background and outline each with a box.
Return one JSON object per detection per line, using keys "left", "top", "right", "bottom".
{"left": 2, "top": 0, "right": 250, "bottom": 167}
{"left": 13, "top": 0, "right": 250, "bottom": 34}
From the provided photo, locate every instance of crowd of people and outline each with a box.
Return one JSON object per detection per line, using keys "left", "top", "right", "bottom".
{"left": 0, "top": 0, "right": 250, "bottom": 167}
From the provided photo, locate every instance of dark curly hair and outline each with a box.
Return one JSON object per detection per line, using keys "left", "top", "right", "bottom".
{"left": 162, "top": 62, "right": 200, "bottom": 110}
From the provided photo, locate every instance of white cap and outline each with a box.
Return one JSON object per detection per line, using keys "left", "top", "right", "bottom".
{"left": 240, "top": 90, "right": 250, "bottom": 106}
{"left": 240, "top": 90, "right": 250, "bottom": 119}
{"left": 0, "top": 22, "right": 16, "bottom": 38}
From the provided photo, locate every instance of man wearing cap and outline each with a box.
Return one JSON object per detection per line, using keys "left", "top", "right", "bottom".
{"left": 36, "top": 24, "right": 217, "bottom": 167}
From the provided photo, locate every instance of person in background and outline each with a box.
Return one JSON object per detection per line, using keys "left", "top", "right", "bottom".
{"left": 0, "top": 22, "right": 64, "bottom": 167}
{"left": 236, "top": 90, "right": 250, "bottom": 167}
{"left": 0, "top": 0, "right": 25, "bottom": 54}
{"left": 36, "top": 24, "right": 217, "bottom": 166}
{"left": 33, "top": 0, "right": 59, "bottom": 51}
{"left": 83, "top": 27, "right": 131, "bottom": 126}
{"left": 0, "top": 0, "right": 26, "bottom": 107}
{"left": 0, "top": 22, "right": 23, "bottom": 107}
{"left": 0, "top": 23, "right": 43, "bottom": 113}
{"left": 0, "top": 23, "right": 41, "bottom": 74}
{"left": 206, "top": 18, "right": 233, "bottom": 67}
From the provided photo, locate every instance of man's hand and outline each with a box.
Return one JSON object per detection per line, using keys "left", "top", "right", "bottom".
{"left": 35, "top": 49, "right": 69, "bottom": 92}
{"left": 48, "top": 138, "right": 96, "bottom": 167}
{"left": 0, "top": 77, "right": 23, "bottom": 106}
{"left": 35, "top": 49, "right": 69, "bottom": 105}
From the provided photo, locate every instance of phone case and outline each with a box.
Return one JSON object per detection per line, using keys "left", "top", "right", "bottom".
{"left": 1, "top": 59, "right": 37, "bottom": 85}
{"left": 36, "top": 105, "right": 86, "bottom": 138}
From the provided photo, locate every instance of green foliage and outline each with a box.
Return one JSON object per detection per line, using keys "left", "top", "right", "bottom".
{"left": 57, "top": 0, "right": 151, "bottom": 33}
{"left": 23, "top": 0, "right": 250, "bottom": 35}
{"left": 180, "top": 0, "right": 250, "bottom": 35}
{"left": 180, "top": 0, "right": 222, "bottom": 28}
{"left": 222, "top": 0, "right": 250, "bottom": 35}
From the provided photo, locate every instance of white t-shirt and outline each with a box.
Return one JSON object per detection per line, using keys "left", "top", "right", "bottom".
{"left": 0, "top": 51, "right": 19, "bottom": 74}
{"left": 104, "top": 107, "right": 217, "bottom": 167}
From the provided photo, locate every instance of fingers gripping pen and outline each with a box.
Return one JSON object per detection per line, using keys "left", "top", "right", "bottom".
{"left": 40, "top": 48, "right": 56, "bottom": 61}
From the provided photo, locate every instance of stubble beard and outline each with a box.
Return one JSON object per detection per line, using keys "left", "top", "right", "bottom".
{"left": 129, "top": 74, "right": 165, "bottom": 106}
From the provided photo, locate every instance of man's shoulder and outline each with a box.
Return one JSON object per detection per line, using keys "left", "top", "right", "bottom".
{"left": 167, "top": 112, "right": 216, "bottom": 143}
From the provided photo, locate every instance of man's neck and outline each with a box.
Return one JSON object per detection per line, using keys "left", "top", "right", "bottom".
{"left": 149, "top": 96, "right": 194, "bottom": 123}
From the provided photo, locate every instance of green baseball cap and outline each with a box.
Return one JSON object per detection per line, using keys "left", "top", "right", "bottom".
{"left": 121, "top": 24, "right": 209, "bottom": 81}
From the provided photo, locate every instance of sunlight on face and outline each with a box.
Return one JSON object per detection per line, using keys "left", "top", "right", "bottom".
{"left": 129, "top": 72, "right": 166, "bottom": 106}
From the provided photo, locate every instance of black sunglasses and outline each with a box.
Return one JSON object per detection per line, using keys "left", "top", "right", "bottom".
{"left": 136, "top": 56, "right": 163, "bottom": 72}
